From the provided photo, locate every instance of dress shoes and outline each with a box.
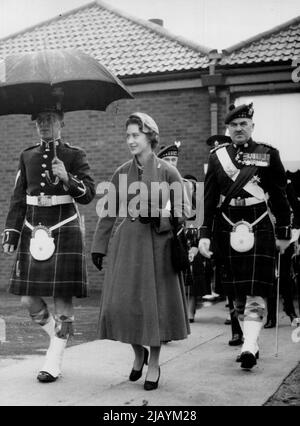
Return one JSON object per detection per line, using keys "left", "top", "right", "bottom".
{"left": 264, "top": 319, "right": 276, "bottom": 329}
{"left": 228, "top": 334, "right": 244, "bottom": 346}
{"left": 288, "top": 313, "right": 297, "bottom": 324}
{"left": 129, "top": 347, "right": 149, "bottom": 382}
{"left": 144, "top": 367, "right": 160, "bottom": 391}
{"left": 37, "top": 371, "right": 58, "bottom": 383}
{"left": 239, "top": 351, "right": 258, "bottom": 369}
{"left": 235, "top": 351, "right": 259, "bottom": 362}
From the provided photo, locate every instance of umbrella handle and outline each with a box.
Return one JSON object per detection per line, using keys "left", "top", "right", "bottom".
{"left": 45, "top": 140, "right": 59, "bottom": 186}
{"left": 47, "top": 134, "right": 60, "bottom": 186}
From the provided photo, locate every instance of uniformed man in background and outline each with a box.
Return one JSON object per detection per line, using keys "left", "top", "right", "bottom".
{"left": 157, "top": 142, "right": 211, "bottom": 322}
{"left": 2, "top": 107, "right": 95, "bottom": 382}
{"left": 264, "top": 171, "right": 300, "bottom": 328}
{"left": 199, "top": 103, "right": 291, "bottom": 369}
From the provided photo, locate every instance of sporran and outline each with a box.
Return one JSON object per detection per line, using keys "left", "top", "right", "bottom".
{"left": 29, "top": 225, "right": 55, "bottom": 261}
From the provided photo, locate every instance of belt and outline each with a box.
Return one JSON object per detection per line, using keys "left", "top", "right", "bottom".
{"left": 26, "top": 195, "right": 74, "bottom": 207}
{"left": 220, "top": 195, "right": 265, "bottom": 207}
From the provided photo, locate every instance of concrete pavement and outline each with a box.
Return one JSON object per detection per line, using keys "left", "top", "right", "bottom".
{"left": 0, "top": 301, "right": 299, "bottom": 406}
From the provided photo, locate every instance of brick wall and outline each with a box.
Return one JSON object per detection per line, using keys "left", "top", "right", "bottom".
{"left": 0, "top": 87, "right": 211, "bottom": 291}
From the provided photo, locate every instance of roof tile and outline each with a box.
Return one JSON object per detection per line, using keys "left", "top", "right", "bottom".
{"left": 0, "top": 1, "right": 208, "bottom": 77}
{"left": 221, "top": 16, "right": 300, "bottom": 66}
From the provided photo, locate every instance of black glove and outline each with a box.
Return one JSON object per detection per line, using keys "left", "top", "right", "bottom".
{"left": 91, "top": 253, "right": 104, "bottom": 271}
{"left": 138, "top": 204, "right": 160, "bottom": 225}
{"left": 138, "top": 215, "right": 152, "bottom": 224}
{"left": 2, "top": 229, "right": 20, "bottom": 248}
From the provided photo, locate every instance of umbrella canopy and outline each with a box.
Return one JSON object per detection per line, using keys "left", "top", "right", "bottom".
{"left": 0, "top": 48, "right": 133, "bottom": 116}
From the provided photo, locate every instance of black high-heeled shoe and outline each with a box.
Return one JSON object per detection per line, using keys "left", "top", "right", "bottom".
{"left": 129, "top": 347, "right": 149, "bottom": 382}
{"left": 144, "top": 367, "right": 160, "bottom": 391}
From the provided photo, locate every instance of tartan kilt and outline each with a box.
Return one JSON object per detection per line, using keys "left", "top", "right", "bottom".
{"left": 9, "top": 203, "right": 88, "bottom": 298}
{"left": 212, "top": 202, "right": 277, "bottom": 298}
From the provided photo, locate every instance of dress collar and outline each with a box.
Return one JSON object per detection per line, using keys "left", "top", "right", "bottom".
{"left": 40, "top": 138, "right": 61, "bottom": 149}
{"left": 232, "top": 138, "right": 253, "bottom": 150}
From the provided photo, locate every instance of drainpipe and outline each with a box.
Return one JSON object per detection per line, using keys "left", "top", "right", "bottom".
{"left": 202, "top": 50, "right": 223, "bottom": 135}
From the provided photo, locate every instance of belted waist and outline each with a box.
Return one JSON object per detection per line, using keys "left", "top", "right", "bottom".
{"left": 26, "top": 195, "right": 74, "bottom": 207}
{"left": 220, "top": 195, "right": 265, "bottom": 207}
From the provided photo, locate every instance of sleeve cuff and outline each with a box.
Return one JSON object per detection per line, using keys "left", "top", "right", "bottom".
{"left": 276, "top": 226, "right": 291, "bottom": 240}
{"left": 66, "top": 174, "right": 87, "bottom": 199}
{"left": 199, "top": 226, "right": 211, "bottom": 239}
{"left": 2, "top": 229, "right": 20, "bottom": 247}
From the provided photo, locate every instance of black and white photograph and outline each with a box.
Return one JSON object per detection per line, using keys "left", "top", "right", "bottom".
{"left": 0, "top": 0, "right": 300, "bottom": 410}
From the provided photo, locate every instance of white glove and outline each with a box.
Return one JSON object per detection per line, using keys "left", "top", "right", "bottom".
{"left": 188, "top": 246, "right": 198, "bottom": 262}
{"left": 198, "top": 238, "right": 213, "bottom": 258}
{"left": 291, "top": 228, "right": 300, "bottom": 243}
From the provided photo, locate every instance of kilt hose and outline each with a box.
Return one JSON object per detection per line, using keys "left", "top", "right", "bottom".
{"left": 9, "top": 203, "right": 88, "bottom": 298}
{"left": 213, "top": 202, "right": 277, "bottom": 298}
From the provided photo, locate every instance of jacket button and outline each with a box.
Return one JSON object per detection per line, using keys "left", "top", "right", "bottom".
{"left": 40, "top": 182, "right": 45, "bottom": 187}
{"left": 43, "top": 154, "right": 48, "bottom": 159}
{"left": 42, "top": 164, "right": 47, "bottom": 168}
{"left": 41, "top": 173, "right": 46, "bottom": 177}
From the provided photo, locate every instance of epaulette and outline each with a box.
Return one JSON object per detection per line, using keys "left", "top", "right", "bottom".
{"left": 23, "top": 144, "right": 39, "bottom": 151}
{"left": 210, "top": 142, "right": 230, "bottom": 153}
{"left": 64, "top": 142, "right": 82, "bottom": 151}
{"left": 258, "top": 142, "right": 276, "bottom": 150}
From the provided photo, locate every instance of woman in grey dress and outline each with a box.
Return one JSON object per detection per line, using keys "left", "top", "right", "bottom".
{"left": 92, "top": 112, "right": 190, "bottom": 390}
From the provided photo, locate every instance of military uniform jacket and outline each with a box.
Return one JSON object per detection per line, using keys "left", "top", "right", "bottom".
{"left": 4, "top": 139, "right": 95, "bottom": 247}
{"left": 200, "top": 138, "right": 291, "bottom": 240}
{"left": 3, "top": 139, "right": 95, "bottom": 298}
{"left": 199, "top": 138, "right": 291, "bottom": 297}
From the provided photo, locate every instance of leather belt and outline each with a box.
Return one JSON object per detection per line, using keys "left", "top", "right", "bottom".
{"left": 220, "top": 195, "right": 265, "bottom": 207}
{"left": 26, "top": 195, "right": 74, "bottom": 207}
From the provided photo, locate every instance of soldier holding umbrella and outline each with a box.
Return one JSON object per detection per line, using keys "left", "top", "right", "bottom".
{"left": 1, "top": 49, "right": 132, "bottom": 382}
{"left": 3, "top": 106, "right": 95, "bottom": 382}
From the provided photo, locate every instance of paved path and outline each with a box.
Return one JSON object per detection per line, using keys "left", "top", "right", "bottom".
{"left": 0, "top": 302, "right": 299, "bottom": 406}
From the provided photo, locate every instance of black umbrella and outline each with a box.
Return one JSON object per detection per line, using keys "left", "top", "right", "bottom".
{"left": 0, "top": 48, "right": 133, "bottom": 116}
{"left": 0, "top": 48, "right": 133, "bottom": 183}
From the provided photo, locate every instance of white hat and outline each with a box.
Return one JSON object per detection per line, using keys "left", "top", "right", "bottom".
{"left": 129, "top": 112, "right": 159, "bottom": 134}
